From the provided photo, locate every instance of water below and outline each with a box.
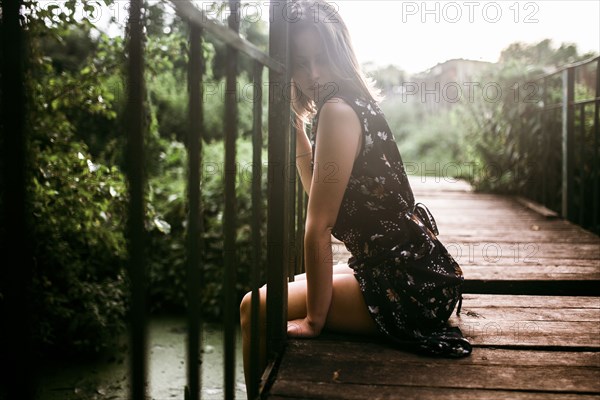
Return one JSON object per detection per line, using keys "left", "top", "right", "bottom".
{"left": 37, "top": 316, "right": 247, "bottom": 400}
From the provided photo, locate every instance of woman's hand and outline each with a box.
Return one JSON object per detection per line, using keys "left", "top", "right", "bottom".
{"left": 287, "top": 317, "right": 322, "bottom": 338}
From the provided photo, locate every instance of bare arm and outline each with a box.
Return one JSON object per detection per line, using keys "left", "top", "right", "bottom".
{"left": 295, "top": 119, "right": 313, "bottom": 196}
{"left": 287, "top": 99, "right": 362, "bottom": 337}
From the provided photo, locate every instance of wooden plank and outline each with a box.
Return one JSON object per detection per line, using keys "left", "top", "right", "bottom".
{"left": 269, "top": 385, "right": 600, "bottom": 400}
{"left": 281, "top": 340, "right": 600, "bottom": 367}
{"left": 264, "top": 176, "right": 600, "bottom": 399}
{"left": 458, "top": 294, "right": 600, "bottom": 308}
{"left": 264, "top": 295, "right": 600, "bottom": 398}
{"left": 271, "top": 341, "right": 600, "bottom": 394}
{"left": 516, "top": 196, "right": 560, "bottom": 218}
{"left": 437, "top": 231, "right": 600, "bottom": 244}
{"left": 461, "top": 265, "right": 600, "bottom": 281}
{"left": 462, "top": 281, "right": 600, "bottom": 297}
{"left": 450, "top": 295, "right": 600, "bottom": 348}
{"left": 456, "top": 306, "right": 599, "bottom": 322}
{"left": 436, "top": 221, "right": 594, "bottom": 230}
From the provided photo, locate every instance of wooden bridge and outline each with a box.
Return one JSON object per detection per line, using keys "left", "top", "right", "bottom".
{"left": 2, "top": 1, "right": 599, "bottom": 399}
{"left": 263, "top": 177, "right": 600, "bottom": 399}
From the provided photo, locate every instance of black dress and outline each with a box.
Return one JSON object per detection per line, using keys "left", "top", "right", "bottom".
{"left": 309, "top": 92, "right": 472, "bottom": 358}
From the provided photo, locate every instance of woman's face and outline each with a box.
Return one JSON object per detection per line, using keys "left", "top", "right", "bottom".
{"left": 291, "top": 28, "right": 336, "bottom": 104}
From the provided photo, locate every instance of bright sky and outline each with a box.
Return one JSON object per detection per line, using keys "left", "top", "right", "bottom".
{"left": 337, "top": 0, "right": 600, "bottom": 74}
{"left": 95, "top": 0, "right": 599, "bottom": 75}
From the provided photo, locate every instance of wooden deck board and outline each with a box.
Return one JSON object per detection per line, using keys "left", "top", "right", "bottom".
{"left": 265, "top": 295, "right": 600, "bottom": 399}
{"left": 268, "top": 382, "right": 600, "bottom": 400}
{"left": 329, "top": 178, "right": 600, "bottom": 291}
{"left": 262, "top": 179, "right": 600, "bottom": 399}
{"left": 272, "top": 353, "right": 600, "bottom": 393}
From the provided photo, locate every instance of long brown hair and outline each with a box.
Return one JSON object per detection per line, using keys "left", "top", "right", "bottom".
{"left": 288, "top": 0, "right": 382, "bottom": 122}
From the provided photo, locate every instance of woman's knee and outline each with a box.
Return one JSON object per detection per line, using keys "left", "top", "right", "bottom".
{"left": 240, "top": 291, "right": 251, "bottom": 328}
{"left": 239, "top": 288, "right": 265, "bottom": 330}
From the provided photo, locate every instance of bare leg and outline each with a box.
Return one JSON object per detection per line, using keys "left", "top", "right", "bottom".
{"left": 239, "top": 271, "right": 377, "bottom": 396}
{"left": 293, "top": 262, "right": 354, "bottom": 281}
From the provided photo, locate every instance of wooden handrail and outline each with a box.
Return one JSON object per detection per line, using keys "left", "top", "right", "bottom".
{"left": 170, "top": 0, "right": 285, "bottom": 73}
{"left": 528, "top": 55, "right": 600, "bottom": 82}
{"left": 518, "top": 56, "right": 599, "bottom": 233}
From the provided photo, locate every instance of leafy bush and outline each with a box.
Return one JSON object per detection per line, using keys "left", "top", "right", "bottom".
{"left": 459, "top": 41, "right": 597, "bottom": 194}
{"left": 29, "top": 133, "right": 129, "bottom": 356}
{"left": 380, "top": 95, "right": 470, "bottom": 175}
{"left": 10, "top": 0, "right": 271, "bottom": 358}
{"left": 12, "top": 10, "right": 137, "bottom": 356}
{"left": 146, "top": 138, "right": 268, "bottom": 319}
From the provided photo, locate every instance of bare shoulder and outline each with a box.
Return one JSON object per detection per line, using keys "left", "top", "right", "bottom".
{"left": 317, "top": 97, "right": 361, "bottom": 132}
{"left": 319, "top": 97, "right": 355, "bottom": 117}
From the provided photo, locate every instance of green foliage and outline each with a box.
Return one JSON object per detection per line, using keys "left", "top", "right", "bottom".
{"left": 30, "top": 133, "right": 128, "bottom": 356}
{"left": 461, "top": 40, "right": 597, "bottom": 194}
{"left": 15, "top": 0, "right": 132, "bottom": 357}
{"left": 146, "top": 138, "right": 268, "bottom": 319}
{"left": 365, "top": 63, "right": 407, "bottom": 98}
{"left": 10, "top": 0, "right": 269, "bottom": 359}
{"left": 380, "top": 97, "right": 470, "bottom": 172}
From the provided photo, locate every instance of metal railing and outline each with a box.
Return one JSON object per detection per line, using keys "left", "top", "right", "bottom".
{"left": 1, "top": 0, "right": 298, "bottom": 399}
{"left": 125, "top": 1, "right": 297, "bottom": 399}
{"left": 517, "top": 56, "right": 599, "bottom": 233}
{"left": 0, "top": 0, "right": 34, "bottom": 398}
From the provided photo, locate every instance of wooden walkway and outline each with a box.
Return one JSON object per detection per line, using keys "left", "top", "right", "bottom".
{"left": 263, "top": 177, "right": 600, "bottom": 399}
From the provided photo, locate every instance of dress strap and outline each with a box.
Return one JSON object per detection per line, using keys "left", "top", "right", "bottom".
{"left": 410, "top": 202, "right": 439, "bottom": 236}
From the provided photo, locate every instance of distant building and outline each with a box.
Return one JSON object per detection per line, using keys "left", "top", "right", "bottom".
{"left": 396, "top": 58, "right": 494, "bottom": 112}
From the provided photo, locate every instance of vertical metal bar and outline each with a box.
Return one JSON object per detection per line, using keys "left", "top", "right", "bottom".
{"left": 578, "top": 103, "right": 585, "bottom": 225}
{"left": 248, "top": 59, "right": 263, "bottom": 400}
{"left": 594, "top": 59, "right": 600, "bottom": 233}
{"left": 224, "top": 1, "right": 240, "bottom": 399}
{"left": 288, "top": 122, "right": 297, "bottom": 281}
{"left": 562, "top": 67, "right": 575, "bottom": 220}
{"left": 266, "top": 0, "right": 291, "bottom": 364}
{"left": 0, "top": 0, "right": 34, "bottom": 398}
{"left": 540, "top": 78, "right": 548, "bottom": 206}
{"left": 295, "top": 180, "right": 306, "bottom": 276}
{"left": 186, "top": 22, "right": 204, "bottom": 400}
{"left": 125, "top": 0, "right": 148, "bottom": 398}
{"left": 516, "top": 83, "right": 523, "bottom": 198}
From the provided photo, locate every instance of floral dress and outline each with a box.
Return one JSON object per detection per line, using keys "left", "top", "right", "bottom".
{"left": 309, "top": 92, "right": 472, "bottom": 358}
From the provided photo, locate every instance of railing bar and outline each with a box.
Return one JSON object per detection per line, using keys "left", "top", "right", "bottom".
{"left": 0, "top": 0, "right": 34, "bottom": 397}
{"left": 561, "top": 67, "right": 575, "bottom": 220}
{"left": 170, "top": 0, "right": 285, "bottom": 74}
{"left": 542, "top": 99, "right": 600, "bottom": 110}
{"left": 573, "top": 97, "right": 600, "bottom": 106}
{"left": 578, "top": 104, "right": 585, "bottom": 225}
{"left": 540, "top": 78, "right": 548, "bottom": 207}
{"left": 542, "top": 76, "right": 548, "bottom": 107}
{"left": 295, "top": 179, "right": 305, "bottom": 277}
{"left": 125, "top": 0, "right": 148, "bottom": 398}
{"left": 223, "top": 1, "right": 240, "bottom": 399}
{"left": 530, "top": 55, "right": 600, "bottom": 82}
{"left": 185, "top": 22, "right": 204, "bottom": 400}
{"left": 288, "top": 122, "right": 297, "bottom": 281}
{"left": 593, "top": 59, "right": 600, "bottom": 232}
{"left": 535, "top": 78, "right": 545, "bottom": 204}
{"left": 266, "top": 0, "right": 291, "bottom": 363}
{"left": 249, "top": 59, "right": 264, "bottom": 400}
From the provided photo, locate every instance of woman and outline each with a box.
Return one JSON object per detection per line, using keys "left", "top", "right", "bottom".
{"left": 240, "top": 0, "right": 471, "bottom": 390}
